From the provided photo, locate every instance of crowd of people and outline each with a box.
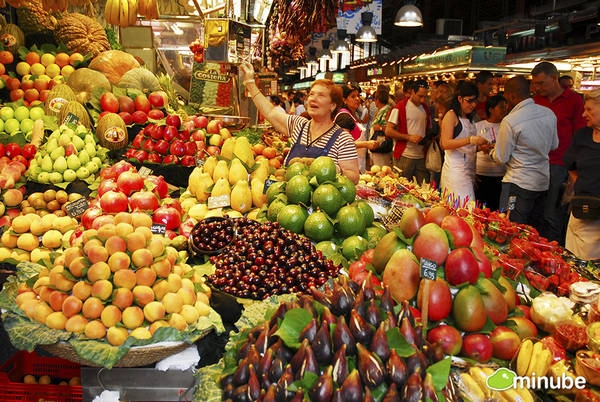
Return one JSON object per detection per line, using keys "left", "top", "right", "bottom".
{"left": 240, "top": 61, "right": 600, "bottom": 261}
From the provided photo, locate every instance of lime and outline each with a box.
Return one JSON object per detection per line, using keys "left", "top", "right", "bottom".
{"left": 309, "top": 156, "right": 337, "bottom": 184}
{"left": 267, "top": 198, "right": 287, "bottom": 221}
{"left": 336, "top": 205, "right": 366, "bottom": 237}
{"left": 277, "top": 204, "right": 308, "bottom": 234}
{"left": 286, "top": 174, "right": 312, "bottom": 205}
{"left": 13, "top": 106, "right": 29, "bottom": 122}
{"left": 336, "top": 175, "right": 357, "bottom": 204}
{"left": 315, "top": 240, "right": 338, "bottom": 258}
{"left": 304, "top": 211, "right": 334, "bottom": 242}
{"left": 4, "top": 118, "right": 20, "bottom": 134}
{"left": 266, "top": 181, "right": 285, "bottom": 204}
{"left": 312, "top": 183, "right": 344, "bottom": 217}
{"left": 363, "top": 225, "right": 387, "bottom": 248}
{"left": 285, "top": 161, "right": 308, "bottom": 181}
{"left": 341, "top": 235, "right": 368, "bottom": 260}
{"left": 355, "top": 200, "right": 375, "bottom": 227}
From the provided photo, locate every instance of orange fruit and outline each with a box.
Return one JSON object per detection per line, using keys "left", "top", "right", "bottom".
{"left": 54, "top": 52, "right": 70, "bottom": 68}
{"left": 0, "top": 63, "right": 5, "bottom": 75}
{"left": 10, "top": 89, "right": 24, "bottom": 101}
{"left": 5, "top": 77, "right": 20, "bottom": 90}
{"left": 69, "top": 52, "right": 84, "bottom": 66}
{"left": 25, "top": 52, "right": 40, "bottom": 65}
{"left": 0, "top": 51, "right": 13, "bottom": 65}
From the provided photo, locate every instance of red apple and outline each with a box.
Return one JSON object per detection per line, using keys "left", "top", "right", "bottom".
{"left": 147, "top": 153, "right": 162, "bottom": 164}
{"left": 183, "top": 141, "right": 197, "bottom": 156}
{"left": 134, "top": 94, "right": 151, "bottom": 113}
{"left": 81, "top": 206, "right": 103, "bottom": 230}
{"left": 154, "top": 139, "right": 170, "bottom": 155}
{"left": 169, "top": 140, "right": 186, "bottom": 157}
{"left": 176, "top": 129, "right": 190, "bottom": 142}
{"left": 192, "top": 129, "right": 206, "bottom": 142}
{"left": 165, "top": 114, "right": 181, "bottom": 128}
{"left": 427, "top": 325, "right": 463, "bottom": 355}
{"left": 148, "top": 91, "right": 168, "bottom": 108}
{"left": 490, "top": 326, "right": 521, "bottom": 361}
{"left": 206, "top": 145, "right": 220, "bottom": 156}
{"left": 112, "top": 160, "right": 134, "bottom": 176}
{"left": 162, "top": 126, "right": 177, "bottom": 142}
{"left": 444, "top": 247, "right": 479, "bottom": 285}
{"left": 150, "top": 125, "right": 164, "bottom": 140}
{"left": 118, "top": 95, "right": 135, "bottom": 114}
{"left": 461, "top": 333, "right": 493, "bottom": 363}
{"left": 142, "top": 138, "right": 156, "bottom": 152}
{"left": 412, "top": 223, "right": 450, "bottom": 266}
{"left": 132, "top": 149, "right": 148, "bottom": 163}
{"left": 440, "top": 215, "right": 473, "bottom": 248}
{"left": 424, "top": 205, "right": 451, "bottom": 225}
{"left": 180, "top": 155, "right": 196, "bottom": 166}
{"left": 132, "top": 110, "right": 148, "bottom": 125}
{"left": 152, "top": 205, "right": 181, "bottom": 230}
{"left": 194, "top": 115, "right": 208, "bottom": 129}
{"left": 162, "top": 154, "right": 179, "bottom": 164}
{"left": 119, "top": 112, "right": 133, "bottom": 125}
{"left": 506, "top": 316, "right": 538, "bottom": 340}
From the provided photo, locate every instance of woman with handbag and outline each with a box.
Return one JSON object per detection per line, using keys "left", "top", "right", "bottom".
{"left": 368, "top": 89, "right": 393, "bottom": 167}
{"left": 563, "top": 89, "right": 600, "bottom": 260}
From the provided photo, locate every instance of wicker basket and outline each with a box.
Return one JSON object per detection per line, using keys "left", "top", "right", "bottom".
{"left": 42, "top": 340, "right": 193, "bottom": 368}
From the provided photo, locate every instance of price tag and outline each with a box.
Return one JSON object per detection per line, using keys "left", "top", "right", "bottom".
{"left": 64, "top": 197, "right": 89, "bottom": 218}
{"left": 507, "top": 195, "right": 516, "bottom": 211}
{"left": 138, "top": 166, "right": 153, "bottom": 178}
{"left": 263, "top": 178, "right": 278, "bottom": 194}
{"left": 63, "top": 112, "right": 80, "bottom": 129}
{"left": 195, "top": 157, "right": 205, "bottom": 167}
{"left": 150, "top": 223, "right": 167, "bottom": 235}
{"left": 207, "top": 194, "right": 230, "bottom": 209}
{"left": 420, "top": 258, "right": 437, "bottom": 280}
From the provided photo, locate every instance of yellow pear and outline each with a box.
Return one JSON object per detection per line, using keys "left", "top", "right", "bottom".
{"left": 202, "top": 156, "right": 218, "bottom": 177}
{"left": 230, "top": 180, "right": 252, "bottom": 213}
{"left": 251, "top": 177, "right": 267, "bottom": 208}
{"left": 250, "top": 158, "right": 269, "bottom": 182}
{"left": 211, "top": 177, "right": 231, "bottom": 198}
{"left": 228, "top": 158, "right": 248, "bottom": 185}
{"left": 212, "top": 160, "right": 229, "bottom": 182}
{"left": 220, "top": 137, "right": 236, "bottom": 160}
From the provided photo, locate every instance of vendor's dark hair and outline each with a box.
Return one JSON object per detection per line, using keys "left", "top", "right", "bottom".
{"left": 341, "top": 83, "right": 361, "bottom": 99}
{"left": 450, "top": 80, "right": 478, "bottom": 121}
{"left": 485, "top": 94, "right": 507, "bottom": 117}
{"left": 475, "top": 71, "right": 494, "bottom": 84}
{"left": 270, "top": 95, "right": 282, "bottom": 105}
{"left": 374, "top": 89, "right": 389, "bottom": 104}
{"left": 532, "top": 61, "right": 559, "bottom": 78}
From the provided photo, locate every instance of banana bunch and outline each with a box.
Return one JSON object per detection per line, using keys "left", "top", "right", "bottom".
{"left": 105, "top": 0, "right": 138, "bottom": 27}
{"left": 41, "top": 0, "right": 68, "bottom": 11}
{"left": 137, "top": 0, "right": 159, "bottom": 19}
{"left": 515, "top": 339, "right": 553, "bottom": 378}
{"left": 456, "top": 366, "right": 535, "bottom": 402}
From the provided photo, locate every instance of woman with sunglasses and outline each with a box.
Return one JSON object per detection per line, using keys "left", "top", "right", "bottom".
{"left": 440, "top": 80, "right": 490, "bottom": 205}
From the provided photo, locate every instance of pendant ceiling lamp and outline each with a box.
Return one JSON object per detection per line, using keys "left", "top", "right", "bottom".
{"left": 306, "top": 46, "right": 319, "bottom": 66}
{"left": 332, "top": 29, "right": 350, "bottom": 53}
{"left": 394, "top": 2, "right": 423, "bottom": 27}
{"left": 356, "top": 12, "right": 377, "bottom": 42}
{"left": 319, "top": 39, "right": 333, "bottom": 60}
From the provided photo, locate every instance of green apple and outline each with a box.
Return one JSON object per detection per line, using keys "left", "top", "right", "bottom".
{"left": 50, "top": 146, "right": 65, "bottom": 160}
{"left": 53, "top": 156, "right": 68, "bottom": 173}
{"left": 59, "top": 132, "right": 72, "bottom": 147}
{"left": 37, "top": 171, "right": 50, "bottom": 184}
{"left": 78, "top": 149, "right": 90, "bottom": 165}
{"left": 4, "top": 118, "right": 20, "bottom": 134}
{"left": 41, "top": 155, "right": 53, "bottom": 172}
{"left": 84, "top": 143, "right": 97, "bottom": 158}
{"left": 67, "top": 154, "right": 81, "bottom": 170}
{"left": 29, "top": 106, "right": 44, "bottom": 121}
{"left": 72, "top": 136, "right": 85, "bottom": 151}
{"left": 49, "top": 172, "right": 63, "bottom": 184}
{"left": 76, "top": 167, "right": 90, "bottom": 180}
{"left": 76, "top": 125, "right": 87, "bottom": 138}
{"left": 84, "top": 134, "right": 95, "bottom": 144}
{"left": 13, "top": 106, "right": 29, "bottom": 122}
{"left": 63, "top": 169, "right": 77, "bottom": 182}
{"left": 20, "top": 118, "right": 34, "bottom": 135}
{"left": 0, "top": 106, "right": 14, "bottom": 121}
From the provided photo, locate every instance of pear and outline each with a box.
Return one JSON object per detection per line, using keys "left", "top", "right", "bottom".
{"left": 76, "top": 167, "right": 91, "bottom": 180}
{"left": 84, "top": 143, "right": 97, "bottom": 158}
{"left": 46, "top": 138, "right": 59, "bottom": 152}
{"left": 53, "top": 156, "right": 68, "bottom": 173}
{"left": 220, "top": 137, "right": 236, "bottom": 160}
{"left": 212, "top": 160, "right": 229, "bottom": 182}
{"left": 230, "top": 180, "right": 252, "bottom": 213}
{"left": 233, "top": 136, "right": 254, "bottom": 167}
{"left": 195, "top": 173, "right": 213, "bottom": 202}
{"left": 72, "top": 136, "right": 85, "bottom": 151}
{"left": 78, "top": 149, "right": 90, "bottom": 165}
{"left": 228, "top": 158, "right": 248, "bottom": 185}
{"left": 76, "top": 125, "right": 87, "bottom": 138}
{"left": 188, "top": 203, "right": 209, "bottom": 220}
{"left": 50, "top": 146, "right": 65, "bottom": 161}
{"left": 85, "top": 161, "right": 99, "bottom": 174}
{"left": 202, "top": 156, "right": 218, "bottom": 177}
{"left": 211, "top": 177, "right": 231, "bottom": 198}
{"left": 58, "top": 132, "right": 72, "bottom": 147}
{"left": 67, "top": 154, "right": 81, "bottom": 171}
{"left": 84, "top": 134, "right": 96, "bottom": 144}
{"left": 37, "top": 172, "right": 50, "bottom": 184}
{"left": 49, "top": 172, "right": 63, "bottom": 184}
{"left": 250, "top": 158, "right": 269, "bottom": 182}
{"left": 63, "top": 169, "right": 77, "bottom": 182}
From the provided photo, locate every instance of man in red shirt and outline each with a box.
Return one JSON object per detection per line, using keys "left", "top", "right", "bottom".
{"left": 474, "top": 71, "right": 495, "bottom": 122}
{"left": 532, "top": 61, "right": 586, "bottom": 244}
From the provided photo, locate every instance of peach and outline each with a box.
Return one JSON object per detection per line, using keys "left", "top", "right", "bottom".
{"left": 180, "top": 304, "right": 200, "bottom": 325}
{"left": 71, "top": 281, "right": 92, "bottom": 301}
{"left": 162, "top": 292, "right": 183, "bottom": 314}
{"left": 63, "top": 247, "right": 83, "bottom": 267}
{"left": 151, "top": 259, "right": 172, "bottom": 279}
{"left": 33, "top": 301, "right": 54, "bottom": 324}
{"left": 149, "top": 320, "right": 169, "bottom": 335}
{"left": 114, "top": 212, "right": 133, "bottom": 225}
{"left": 152, "top": 280, "right": 170, "bottom": 301}
{"left": 126, "top": 231, "right": 147, "bottom": 252}
{"left": 92, "top": 214, "right": 115, "bottom": 230}
{"left": 83, "top": 238, "right": 103, "bottom": 256}
{"left": 135, "top": 226, "right": 153, "bottom": 242}
{"left": 48, "top": 266, "right": 75, "bottom": 292}
{"left": 147, "top": 237, "right": 166, "bottom": 258}
{"left": 143, "top": 301, "right": 165, "bottom": 322}
{"left": 37, "top": 285, "right": 53, "bottom": 304}
{"left": 106, "top": 326, "right": 129, "bottom": 346}
{"left": 45, "top": 311, "right": 68, "bottom": 330}
{"left": 194, "top": 301, "right": 211, "bottom": 317}
{"left": 64, "top": 314, "right": 88, "bottom": 334}
{"left": 81, "top": 229, "right": 98, "bottom": 243}
{"left": 96, "top": 223, "right": 117, "bottom": 241}
{"left": 107, "top": 251, "right": 131, "bottom": 272}
{"left": 196, "top": 291, "right": 210, "bottom": 306}
{"left": 62, "top": 295, "right": 83, "bottom": 318}
{"left": 165, "top": 247, "right": 178, "bottom": 265}
{"left": 168, "top": 313, "right": 187, "bottom": 331}
{"left": 86, "top": 245, "right": 109, "bottom": 264}
{"left": 68, "top": 256, "right": 90, "bottom": 278}
{"left": 82, "top": 296, "right": 104, "bottom": 319}
{"left": 91, "top": 279, "right": 113, "bottom": 301}
{"left": 113, "top": 269, "right": 136, "bottom": 289}
{"left": 87, "top": 261, "right": 111, "bottom": 282}
{"left": 132, "top": 285, "right": 155, "bottom": 307}
{"left": 3, "top": 188, "right": 23, "bottom": 207}
{"left": 129, "top": 327, "right": 152, "bottom": 340}
{"left": 131, "top": 211, "right": 153, "bottom": 228}
{"left": 84, "top": 320, "right": 107, "bottom": 339}
{"left": 167, "top": 273, "right": 183, "bottom": 293}
{"left": 131, "top": 248, "right": 154, "bottom": 268}
{"left": 48, "top": 290, "right": 68, "bottom": 311}
{"left": 15, "top": 291, "right": 37, "bottom": 308}
{"left": 177, "top": 287, "right": 196, "bottom": 306}
{"left": 100, "top": 305, "right": 122, "bottom": 328}
{"left": 115, "top": 222, "right": 134, "bottom": 238}
{"left": 21, "top": 299, "right": 40, "bottom": 319}
{"left": 112, "top": 287, "right": 134, "bottom": 310}
{"left": 105, "top": 235, "right": 127, "bottom": 255}
{"left": 180, "top": 278, "right": 195, "bottom": 292}
{"left": 135, "top": 267, "right": 157, "bottom": 286}
{"left": 121, "top": 306, "right": 144, "bottom": 329}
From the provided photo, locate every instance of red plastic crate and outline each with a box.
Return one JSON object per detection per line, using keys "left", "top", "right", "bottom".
{"left": 0, "top": 350, "right": 82, "bottom": 402}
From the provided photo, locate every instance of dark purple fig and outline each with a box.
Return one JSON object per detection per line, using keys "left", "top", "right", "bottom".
{"left": 423, "top": 340, "right": 445, "bottom": 364}
{"left": 387, "top": 349, "right": 408, "bottom": 387}
{"left": 276, "top": 364, "right": 295, "bottom": 401}
{"left": 332, "top": 343, "right": 349, "bottom": 385}
{"left": 341, "top": 369, "right": 364, "bottom": 402}
{"left": 365, "top": 299, "right": 383, "bottom": 327}
{"left": 270, "top": 338, "right": 293, "bottom": 363}
{"left": 399, "top": 317, "right": 418, "bottom": 347}
{"left": 349, "top": 309, "right": 374, "bottom": 345}
{"left": 220, "top": 374, "right": 234, "bottom": 387}
{"left": 298, "top": 293, "right": 318, "bottom": 316}
{"left": 261, "top": 373, "right": 272, "bottom": 390}
{"left": 361, "top": 272, "right": 376, "bottom": 301}
{"left": 423, "top": 372, "right": 439, "bottom": 402}
{"left": 380, "top": 285, "right": 394, "bottom": 313}
{"left": 247, "top": 364, "right": 260, "bottom": 401}
{"left": 231, "top": 384, "right": 250, "bottom": 402}
{"left": 351, "top": 287, "right": 367, "bottom": 317}
{"left": 382, "top": 383, "right": 402, "bottom": 402}
{"left": 333, "top": 315, "right": 356, "bottom": 356}
{"left": 290, "top": 338, "right": 308, "bottom": 372}
{"left": 268, "top": 356, "right": 285, "bottom": 383}
{"left": 299, "top": 318, "right": 318, "bottom": 343}
{"left": 236, "top": 333, "right": 254, "bottom": 360}
{"left": 371, "top": 322, "right": 390, "bottom": 361}
{"left": 364, "top": 385, "right": 375, "bottom": 402}
{"left": 232, "top": 357, "right": 249, "bottom": 386}
{"left": 356, "top": 343, "right": 386, "bottom": 388}
{"left": 254, "top": 322, "right": 270, "bottom": 356}
{"left": 332, "top": 389, "right": 344, "bottom": 402}
{"left": 257, "top": 347, "right": 274, "bottom": 378}
{"left": 397, "top": 300, "right": 416, "bottom": 327}
{"left": 385, "top": 310, "right": 398, "bottom": 329}
{"left": 321, "top": 306, "right": 337, "bottom": 328}
{"left": 312, "top": 320, "right": 333, "bottom": 365}
{"left": 290, "top": 389, "right": 304, "bottom": 402}
{"left": 310, "top": 287, "right": 333, "bottom": 309}
{"left": 309, "top": 365, "right": 334, "bottom": 402}
{"left": 403, "top": 369, "right": 423, "bottom": 402}
{"left": 245, "top": 344, "right": 260, "bottom": 367}
{"left": 268, "top": 301, "right": 292, "bottom": 328}
{"left": 405, "top": 349, "right": 427, "bottom": 376}
{"left": 262, "top": 383, "right": 277, "bottom": 402}
{"left": 296, "top": 344, "right": 320, "bottom": 380}
{"left": 331, "top": 278, "right": 354, "bottom": 316}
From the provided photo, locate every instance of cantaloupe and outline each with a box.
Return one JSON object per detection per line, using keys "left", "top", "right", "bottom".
{"left": 58, "top": 101, "right": 92, "bottom": 130}
{"left": 96, "top": 113, "right": 128, "bottom": 150}
{"left": 44, "top": 84, "right": 77, "bottom": 118}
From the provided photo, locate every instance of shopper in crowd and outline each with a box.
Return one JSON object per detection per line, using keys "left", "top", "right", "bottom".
{"left": 335, "top": 83, "right": 377, "bottom": 173}
{"left": 474, "top": 71, "right": 495, "bottom": 121}
{"left": 427, "top": 82, "right": 454, "bottom": 187}
{"left": 385, "top": 79, "right": 431, "bottom": 184}
{"left": 368, "top": 89, "right": 393, "bottom": 167}
{"left": 490, "top": 76, "right": 558, "bottom": 226}
{"left": 240, "top": 63, "right": 360, "bottom": 183}
{"left": 475, "top": 94, "right": 508, "bottom": 211}
{"left": 269, "top": 95, "right": 286, "bottom": 114}
{"left": 439, "top": 80, "right": 488, "bottom": 204}
{"left": 531, "top": 61, "right": 586, "bottom": 244}
{"left": 563, "top": 89, "right": 600, "bottom": 260}
{"left": 293, "top": 93, "right": 306, "bottom": 116}
{"left": 284, "top": 90, "right": 295, "bottom": 113}
{"left": 559, "top": 75, "right": 574, "bottom": 90}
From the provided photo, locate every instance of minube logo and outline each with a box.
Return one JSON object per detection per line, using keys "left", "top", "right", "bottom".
{"left": 486, "top": 367, "right": 587, "bottom": 391}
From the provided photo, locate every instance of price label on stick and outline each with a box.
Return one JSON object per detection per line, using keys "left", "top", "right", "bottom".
{"left": 138, "top": 166, "right": 153, "bottom": 178}
{"left": 208, "top": 194, "right": 230, "bottom": 209}
{"left": 420, "top": 258, "right": 437, "bottom": 280}
{"left": 63, "top": 112, "right": 80, "bottom": 129}
{"left": 64, "top": 197, "right": 89, "bottom": 218}
{"left": 150, "top": 223, "right": 166, "bottom": 235}
{"left": 263, "top": 179, "right": 278, "bottom": 194}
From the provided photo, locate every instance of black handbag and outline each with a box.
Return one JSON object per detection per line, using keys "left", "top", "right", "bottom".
{"left": 571, "top": 195, "right": 600, "bottom": 220}
{"left": 370, "top": 130, "right": 393, "bottom": 153}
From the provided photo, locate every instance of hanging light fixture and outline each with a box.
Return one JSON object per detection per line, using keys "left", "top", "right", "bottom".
{"left": 306, "top": 46, "right": 319, "bottom": 67}
{"left": 319, "top": 39, "right": 332, "bottom": 60}
{"left": 332, "top": 29, "right": 350, "bottom": 53}
{"left": 394, "top": 1, "right": 423, "bottom": 27}
{"left": 356, "top": 12, "right": 377, "bottom": 42}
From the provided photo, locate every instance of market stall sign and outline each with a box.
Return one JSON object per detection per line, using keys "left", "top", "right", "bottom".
{"left": 402, "top": 46, "right": 506, "bottom": 74}
{"left": 65, "top": 197, "right": 89, "bottom": 218}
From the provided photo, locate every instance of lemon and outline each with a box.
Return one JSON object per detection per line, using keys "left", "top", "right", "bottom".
{"left": 309, "top": 156, "right": 337, "bottom": 184}
{"left": 303, "top": 211, "right": 334, "bottom": 242}
{"left": 312, "top": 183, "right": 344, "bottom": 217}
{"left": 277, "top": 204, "right": 308, "bottom": 234}
{"left": 285, "top": 174, "right": 312, "bottom": 205}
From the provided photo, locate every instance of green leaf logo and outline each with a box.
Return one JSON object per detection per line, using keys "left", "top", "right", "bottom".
{"left": 486, "top": 367, "right": 516, "bottom": 391}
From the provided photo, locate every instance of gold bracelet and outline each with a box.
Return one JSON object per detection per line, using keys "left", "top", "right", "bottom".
{"left": 251, "top": 92, "right": 260, "bottom": 99}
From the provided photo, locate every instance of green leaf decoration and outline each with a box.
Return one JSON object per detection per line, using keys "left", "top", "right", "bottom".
{"left": 273, "top": 307, "right": 313, "bottom": 350}
{"left": 386, "top": 327, "right": 417, "bottom": 357}
{"left": 426, "top": 357, "right": 452, "bottom": 390}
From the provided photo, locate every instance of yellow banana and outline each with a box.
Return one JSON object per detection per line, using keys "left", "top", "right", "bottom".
{"left": 108, "top": 0, "right": 120, "bottom": 26}
{"left": 533, "top": 348, "right": 552, "bottom": 378}
{"left": 468, "top": 366, "right": 499, "bottom": 400}
{"left": 499, "top": 388, "right": 527, "bottom": 402}
{"left": 104, "top": 0, "right": 114, "bottom": 24}
{"left": 119, "top": 0, "right": 129, "bottom": 27}
{"left": 525, "top": 341, "right": 544, "bottom": 376}
{"left": 480, "top": 367, "right": 533, "bottom": 402}
{"left": 515, "top": 339, "right": 533, "bottom": 376}
{"left": 457, "top": 372, "right": 486, "bottom": 402}
{"left": 128, "top": 0, "right": 138, "bottom": 26}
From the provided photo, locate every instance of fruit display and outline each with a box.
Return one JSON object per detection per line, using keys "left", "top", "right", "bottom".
{"left": 0, "top": 102, "right": 47, "bottom": 142}
{"left": 205, "top": 218, "right": 340, "bottom": 300}
{"left": 356, "top": 165, "right": 441, "bottom": 204}
{"left": 196, "top": 276, "right": 452, "bottom": 401}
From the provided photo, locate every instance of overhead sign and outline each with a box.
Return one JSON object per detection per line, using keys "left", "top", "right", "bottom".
{"left": 401, "top": 46, "right": 507, "bottom": 74}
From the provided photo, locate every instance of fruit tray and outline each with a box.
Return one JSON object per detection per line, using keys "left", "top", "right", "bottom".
{"left": 0, "top": 350, "right": 83, "bottom": 401}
